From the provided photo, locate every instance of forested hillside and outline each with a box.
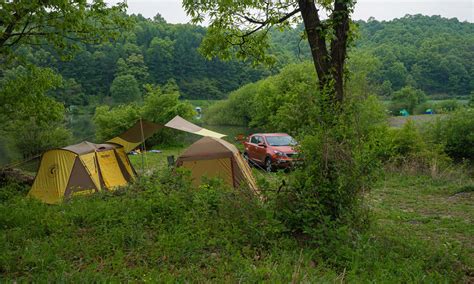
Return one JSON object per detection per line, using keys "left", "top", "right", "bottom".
{"left": 272, "top": 15, "right": 473, "bottom": 98}
{"left": 18, "top": 14, "right": 268, "bottom": 104}
{"left": 10, "top": 14, "right": 474, "bottom": 107}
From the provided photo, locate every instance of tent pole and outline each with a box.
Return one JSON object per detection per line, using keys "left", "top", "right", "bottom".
{"left": 140, "top": 118, "right": 145, "bottom": 175}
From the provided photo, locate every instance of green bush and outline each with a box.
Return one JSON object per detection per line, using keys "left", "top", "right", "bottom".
{"left": 0, "top": 182, "right": 29, "bottom": 202}
{"left": 93, "top": 104, "right": 141, "bottom": 142}
{"left": 93, "top": 82, "right": 194, "bottom": 146}
{"left": 389, "top": 86, "right": 427, "bottom": 115}
{"left": 385, "top": 121, "right": 451, "bottom": 176}
{"left": 428, "top": 108, "right": 474, "bottom": 162}
{"left": 0, "top": 65, "right": 71, "bottom": 159}
{"left": 203, "top": 62, "right": 317, "bottom": 133}
{"left": 11, "top": 121, "right": 72, "bottom": 159}
{"left": 204, "top": 83, "right": 258, "bottom": 126}
{"left": 434, "top": 99, "right": 462, "bottom": 113}
{"left": 273, "top": 92, "right": 388, "bottom": 252}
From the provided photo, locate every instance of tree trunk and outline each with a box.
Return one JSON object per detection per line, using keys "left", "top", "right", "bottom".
{"left": 330, "top": 0, "right": 350, "bottom": 103}
{"left": 298, "top": 0, "right": 330, "bottom": 91}
{"left": 298, "top": 0, "right": 351, "bottom": 105}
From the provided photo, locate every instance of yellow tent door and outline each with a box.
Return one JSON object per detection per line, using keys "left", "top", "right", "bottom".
{"left": 79, "top": 152, "right": 102, "bottom": 191}
{"left": 115, "top": 148, "right": 136, "bottom": 181}
{"left": 96, "top": 150, "right": 128, "bottom": 189}
{"left": 28, "top": 150, "right": 77, "bottom": 204}
{"left": 64, "top": 157, "right": 98, "bottom": 198}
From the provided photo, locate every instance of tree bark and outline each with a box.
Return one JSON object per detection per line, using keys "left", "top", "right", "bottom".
{"left": 298, "top": 0, "right": 330, "bottom": 91}
{"left": 330, "top": 0, "right": 350, "bottom": 103}
{"left": 297, "top": 0, "right": 351, "bottom": 104}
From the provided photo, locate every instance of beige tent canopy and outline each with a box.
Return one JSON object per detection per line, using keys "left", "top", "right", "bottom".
{"left": 108, "top": 117, "right": 225, "bottom": 152}
{"left": 176, "top": 137, "right": 259, "bottom": 194}
{"left": 108, "top": 119, "right": 164, "bottom": 153}
{"left": 28, "top": 141, "right": 135, "bottom": 204}
{"left": 165, "top": 115, "right": 226, "bottom": 139}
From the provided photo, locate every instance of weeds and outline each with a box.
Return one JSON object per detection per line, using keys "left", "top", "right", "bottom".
{"left": 0, "top": 161, "right": 472, "bottom": 281}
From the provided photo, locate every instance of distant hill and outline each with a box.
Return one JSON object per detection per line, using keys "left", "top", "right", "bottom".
{"left": 19, "top": 14, "right": 474, "bottom": 104}
{"left": 270, "top": 15, "right": 474, "bottom": 98}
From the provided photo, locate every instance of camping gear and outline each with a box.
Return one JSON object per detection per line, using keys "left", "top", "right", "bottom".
{"left": 108, "top": 119, "right": 163, "bottom": 153}
{"left": 165, "top": 115, "right": 226, "bottom": 139}
{"left": 176, "top": 137, "right": 259, "bottom": 194}
{"left": 400, "top": 109, "right": 409, "bottom": 116}
{"left": 28, "top": 141, "right": 135, "bottom": 204}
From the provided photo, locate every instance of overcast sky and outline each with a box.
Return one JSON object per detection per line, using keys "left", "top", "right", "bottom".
{"left": 107, "top": 0, "right": 473, "bottom": 23}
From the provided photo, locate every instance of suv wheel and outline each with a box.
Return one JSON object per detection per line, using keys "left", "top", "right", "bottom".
{"left": 265, "top": 157, "right": 274, "bottom": 172}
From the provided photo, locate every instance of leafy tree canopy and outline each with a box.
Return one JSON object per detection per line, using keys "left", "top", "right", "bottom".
{"left": 0, "top": 0, "right": 129, "bottom": 60}
{"left": 110, "top": 74, "right": 142, "bottom": 104}
{"left": 183, "top": 0, "right": 357, "bottom": 103}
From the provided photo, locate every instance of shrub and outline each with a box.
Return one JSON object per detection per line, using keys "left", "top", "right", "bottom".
{"left": 93, "top": 104, "right": 141, "bottom": 142}
{"left": 204, "top": 83, "right": 258, "bottom": 126}
{"left": 93, "top": 83, "right": 194, "bottom": 146}
{"left": 389, "top": 86, "right": 427, "bottom": 115}
{"left": 385, "top": 120, "right": 451, "bottom": 176}
{"left": 203, "top": 62, "right": 317, "bottom": 132}
{"left": 428, "top": 108, "right": 474, "bottom": 162}
{"left": 141, "top": 84, "right": 196, "bottom": 145}
{"left": 273, "top": 92, "right": 388, "bottom": 252}
{"left": 434, "top": 99, "right": 461, "bottom": 113}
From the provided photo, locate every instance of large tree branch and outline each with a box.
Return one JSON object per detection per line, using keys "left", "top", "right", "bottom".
{"left": 0, "top": 11, "right": 22, "bottom": 48}
{"left": 330, "top": 0, "right": 351, "bottom": 103}
{"left": 5, "top": 18, "right": 30, "bottom": 48}
{"left": 298, "top": 0, "right": 331, "bottom": 90}
{"left": 240, "top": 8, "right": 301, "bottom": 38}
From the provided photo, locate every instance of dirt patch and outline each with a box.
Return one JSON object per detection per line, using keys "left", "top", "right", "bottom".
{"left": 448, "top": 191, "right": 474, "bottom": 201}
{"left": 388, "top": 114, "right": 446, "bottom": 128}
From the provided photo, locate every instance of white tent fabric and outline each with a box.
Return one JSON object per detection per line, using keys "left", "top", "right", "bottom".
{"left": 165, "top": 115, "right": 226, "bottom": 139}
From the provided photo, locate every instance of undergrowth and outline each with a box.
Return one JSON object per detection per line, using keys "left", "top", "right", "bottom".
{"left": 0, "top": 169, "right": 471, "bottom": 281}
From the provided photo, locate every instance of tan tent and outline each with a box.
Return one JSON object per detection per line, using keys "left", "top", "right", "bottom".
{"left": 165, "top": 115, "right": 226, "bottom": 139}
{"left": 176, "top": 137, "right": 259, "bottom": 194}
{"left": 108, "top": 119, "right": 164, "bottom": 153}
{"left": 28, "top": 141, "right": 135, "bottom": 204}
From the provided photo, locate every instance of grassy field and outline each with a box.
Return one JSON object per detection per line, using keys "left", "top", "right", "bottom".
{"left": 135, "top": 153, "right": 474, "bottom": 281}
{"left": 0, "top": 146, "right": 472, "bottom": 281}
{"left": 387, "top": 114, "right": 445, "bottom": 128}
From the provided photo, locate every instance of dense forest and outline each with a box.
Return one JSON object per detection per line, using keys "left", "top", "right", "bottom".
{"left": 7, "top": 14, "right": 474, "bottom": 108}
{"left": 272, "top": 15, "right": 473, "bottom": 98}
{"left": 14, "top": 14, "right": 268, "bottom": 104}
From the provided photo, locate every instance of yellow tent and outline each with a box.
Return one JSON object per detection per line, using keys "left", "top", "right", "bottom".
{"left": 176, "top": 137, "right": 259, "bottom": 195}
{"left": 28, "top": 141, "right": 135, "bottom": 204}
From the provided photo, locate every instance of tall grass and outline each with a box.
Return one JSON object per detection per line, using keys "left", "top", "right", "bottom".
{"left": 0, "top": 168, "right": 471, "bottom": 281}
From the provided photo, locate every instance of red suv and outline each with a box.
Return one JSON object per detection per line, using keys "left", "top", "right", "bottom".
{"left": 243, "top": 133, "right": 299, "bottom": 172}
